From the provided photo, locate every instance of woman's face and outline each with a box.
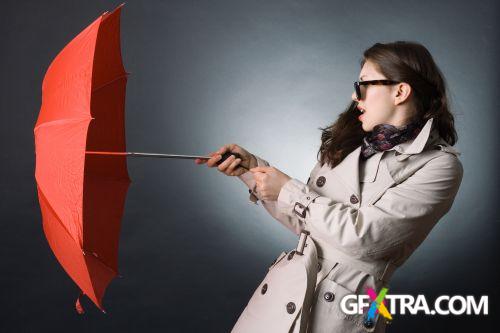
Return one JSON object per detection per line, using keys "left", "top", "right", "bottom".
{"left": 351, "top": 60, "right": 399, "bottom": 132}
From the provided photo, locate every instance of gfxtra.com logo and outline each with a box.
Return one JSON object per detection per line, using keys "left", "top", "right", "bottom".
{"left": 340, "top": 287, "right": 488, "bottom": 323}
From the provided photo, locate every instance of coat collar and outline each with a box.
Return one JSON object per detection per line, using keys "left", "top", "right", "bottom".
{"left": 331, "top": 117, "right": 437, "bottom": 199}
{"left": 389, "top": 117, "right": 436, "bottom": 155}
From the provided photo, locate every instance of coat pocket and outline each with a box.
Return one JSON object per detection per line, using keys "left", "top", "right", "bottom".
{"left": 308, "top": 278, "right": 382, "bottom": 333}
{"left": 232, "top": 253, "right": 308, "bottom": 332}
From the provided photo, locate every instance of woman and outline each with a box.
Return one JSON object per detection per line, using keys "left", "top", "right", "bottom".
{"left": 195, "top": 41, "right": 463, "bottom": 333}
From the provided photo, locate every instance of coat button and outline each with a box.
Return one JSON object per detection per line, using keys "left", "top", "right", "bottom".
{"left": 286, "top": 302, "right": 296, "bottom": 314}
{"left": 317, "top": 262, "right": 322, "bottom": 271}
{"left": 323, "top": 292, "right": 335, "bottom": 302}
{"left": 363, "top": 317, "right": 375, "bottom": 329}
{"left": 287, "top": 250, "right": 295, "bottom": 260}
{"left": 350, "top": 194, "right": 359, "bottom": 204}
{"left": 316, "top": 176, "right": 326, "bottom": 187}
{"left": 261, "top": 283, "right": 268, "bottom": 295}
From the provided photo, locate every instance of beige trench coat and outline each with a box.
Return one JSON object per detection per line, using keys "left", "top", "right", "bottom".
{"left": 231, "top": 117, "right": 463, "bottom": 333}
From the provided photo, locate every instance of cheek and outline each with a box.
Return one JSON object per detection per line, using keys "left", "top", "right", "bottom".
{"left": 365, "top": 89, "right": 393, "bottom": 121}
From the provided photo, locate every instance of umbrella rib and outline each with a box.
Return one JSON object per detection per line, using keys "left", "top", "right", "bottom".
{"left": 36, "top": 186, "right": 82, "bottom": 248}
{"left": 38, "top": 187, "right": 119, "bottom": 275}
{"left": 34, "top": 117, "right": 92, "bottom": 133}
{"left": 92, "top": 74, "right": 128, "bottom": 93}
{"left": 81, "top": 248, "right": 118, "bottom": 275}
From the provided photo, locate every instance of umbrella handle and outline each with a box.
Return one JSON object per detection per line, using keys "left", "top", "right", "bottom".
{"left": 85, "top": 151, "right": 248, "bottom": 170}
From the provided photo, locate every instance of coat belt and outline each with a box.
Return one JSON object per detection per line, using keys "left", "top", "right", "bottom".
{"left": 296, "top": 231, "right": 397, "bottom": 283}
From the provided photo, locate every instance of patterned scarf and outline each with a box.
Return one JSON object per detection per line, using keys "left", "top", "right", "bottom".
{"left": 360, "top": 119, "right": 426, "bottom": 160}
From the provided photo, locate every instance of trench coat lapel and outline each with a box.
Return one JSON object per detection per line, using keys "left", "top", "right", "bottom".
{"left": 360, "top": 151, "right": 384, "bottom": 182}
{"left": 331, "top": 117, "right": 436, "bottom": 201}
{"left": 331, "top": 146, "right": 361, "bottom": 200}
{"left": 391, "top": 117, "right": 435, "bottom": 156}
{"left": 331, "top": 145, "right": 392, "bottom": 205}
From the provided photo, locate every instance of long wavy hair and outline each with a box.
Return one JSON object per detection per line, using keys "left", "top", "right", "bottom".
{"left": 317, "top": 41, "right": 458, "bottom": 169}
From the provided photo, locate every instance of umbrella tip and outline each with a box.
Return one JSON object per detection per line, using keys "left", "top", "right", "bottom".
{"left": 75, "top": 291, "right": 85, "bottom": 314}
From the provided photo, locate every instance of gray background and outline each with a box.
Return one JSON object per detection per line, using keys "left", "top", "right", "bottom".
{"left": 1, "top": 0, "right": 498, "bottom": 331}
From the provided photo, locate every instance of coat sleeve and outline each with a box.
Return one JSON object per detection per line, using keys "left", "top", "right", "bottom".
{"left": 238, "top": 154, "right": 305, "bottom": 235}
{"left": 276, "top": 153, "right": 464, "bottom": 260}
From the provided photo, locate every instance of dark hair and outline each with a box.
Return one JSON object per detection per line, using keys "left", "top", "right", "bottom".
{"left": 317, "top": 41, "right": 458, "bottom": 169}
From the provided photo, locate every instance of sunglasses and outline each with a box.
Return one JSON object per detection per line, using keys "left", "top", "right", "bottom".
{"left": 353, "top": 79, "right": 401, "bottom": 100}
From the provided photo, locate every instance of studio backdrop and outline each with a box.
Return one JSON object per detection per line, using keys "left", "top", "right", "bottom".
{"left": 1, "top": 0, "right": 498, "bottom": 331}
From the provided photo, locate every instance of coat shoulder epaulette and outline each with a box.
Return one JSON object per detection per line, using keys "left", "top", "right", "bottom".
{"left": 433, "top": 143, "right": 461, "bottom": 157}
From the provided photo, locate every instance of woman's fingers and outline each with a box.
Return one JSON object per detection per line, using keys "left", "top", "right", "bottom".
{"left": 195, "top": 157, "right": 209, "bottom": 164}
{"left": 195, "top": 150, "right": 219, "bottom": 165}
{"left": 225, "top": 158, "right": 242, "bottom": 176}
{"left": 217, "top": 154, "right": 235, "bottom": 171}
{"left": 195, "top": 144, "right": 249, "bottom": 178}
{"left": 206, "top": 145, "right": 233, "bottom": 167}
{"left": 206, "top": 154, "right": 222, "bottom": 167}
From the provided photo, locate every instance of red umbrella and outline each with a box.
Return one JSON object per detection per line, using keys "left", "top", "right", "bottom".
{"left": 34, "top": 4, "right": 242, "bottom": 314}
{"left": 34, "top": 4, "right": 132, "bottom": 314}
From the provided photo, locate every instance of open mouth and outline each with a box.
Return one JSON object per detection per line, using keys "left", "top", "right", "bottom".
{"left": 357, "top": 105, "right": 366, "bottom": 120}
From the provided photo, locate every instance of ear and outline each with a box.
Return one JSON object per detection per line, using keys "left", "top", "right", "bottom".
{"left": 394, "top": 82, "right": 412, "bottom": 106}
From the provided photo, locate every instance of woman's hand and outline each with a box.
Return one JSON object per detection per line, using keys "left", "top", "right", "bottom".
{"left": 250, "top": 166, "right": 292, "bottom": 201}
{"left": 195, "top": 143, "right": 257, "bottom": 177}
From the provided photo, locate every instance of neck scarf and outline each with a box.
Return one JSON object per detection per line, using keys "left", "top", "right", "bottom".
{"left": 360, "top": 119, "right": 425, "bottom": 160}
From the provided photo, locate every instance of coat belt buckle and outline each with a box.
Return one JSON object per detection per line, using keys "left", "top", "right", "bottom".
{"left": 295, "top": 230, "right": 310, "bottom": 255}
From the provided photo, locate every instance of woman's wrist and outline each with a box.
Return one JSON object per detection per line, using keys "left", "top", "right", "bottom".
{"left": 248, "top": 154, "right": 258, "bottom": 169}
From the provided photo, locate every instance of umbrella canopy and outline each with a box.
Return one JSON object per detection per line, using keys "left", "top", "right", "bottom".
{"left": 34, "top": 3, "right": 245, "bottom": 315}
{"left": 34, "top": 4, "right": 130, "bottom": 313}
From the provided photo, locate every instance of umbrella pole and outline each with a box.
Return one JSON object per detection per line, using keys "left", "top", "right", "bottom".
{"left": 85, "top": 151, "right": 248, "bottom": 170}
